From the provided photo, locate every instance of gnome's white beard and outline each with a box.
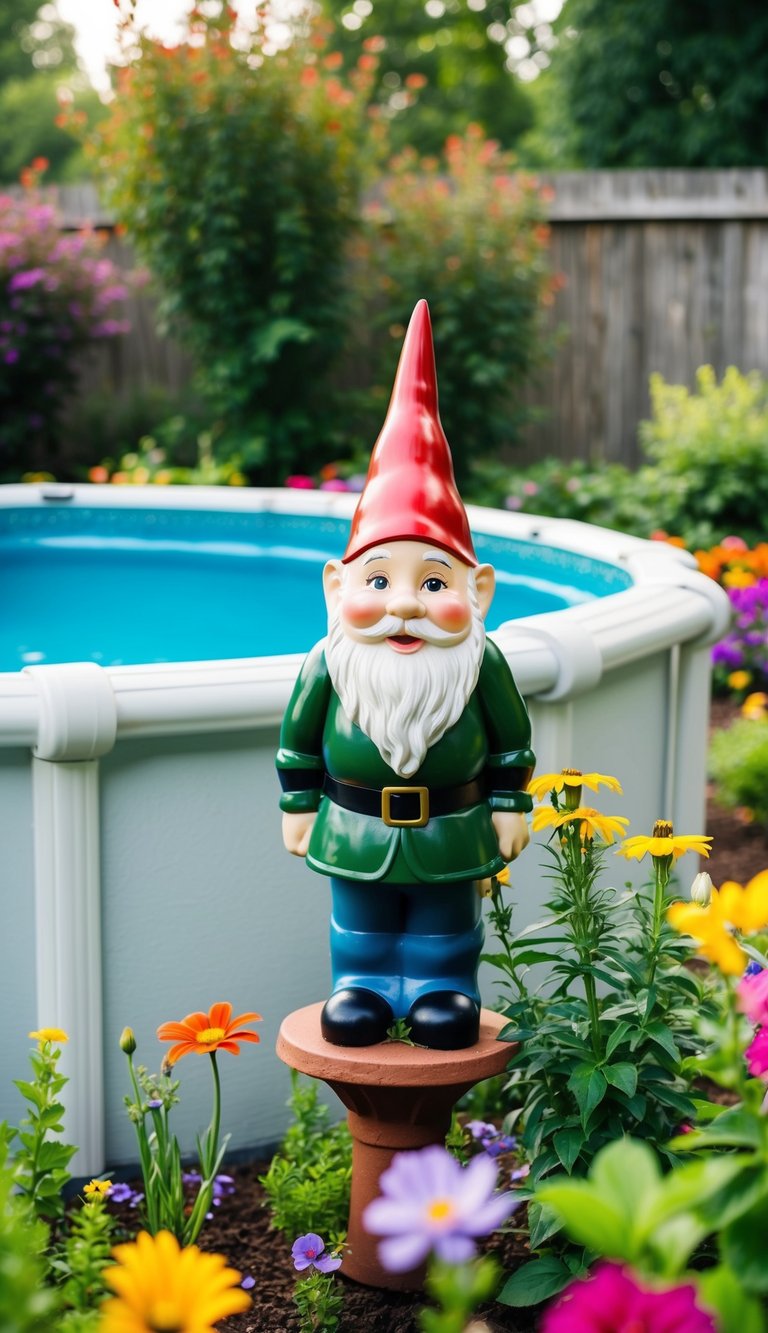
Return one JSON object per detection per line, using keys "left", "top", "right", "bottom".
{"left": 325, "top": 582, "right": 487, "bottom": 779}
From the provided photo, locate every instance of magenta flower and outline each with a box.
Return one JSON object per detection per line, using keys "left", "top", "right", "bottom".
{"left": 737, "top": 970, "right": 768, "bottom": 1027}
{"left": 746, "top": 1027, "right": 768, "bottom": 1080}
{"left": 291, "top": 1234, "right": 342, "bottom": 1273}
{"left": 285, "top": 474, "right": 315, "bottom": 489}
{"left": 362, "top": 1144, "right": 517, "bottom": 1273}
{"left": 541, "top": 1262, "right": 716, "bottom": 1333}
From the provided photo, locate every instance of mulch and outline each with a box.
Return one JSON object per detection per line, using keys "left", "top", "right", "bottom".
{"left": 123, "top": 698, "right": 768, "bottom": 1332}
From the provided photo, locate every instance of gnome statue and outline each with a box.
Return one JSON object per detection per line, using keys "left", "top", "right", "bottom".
{"left": 277, "top": 300, "right": 535, "bottom": 1050}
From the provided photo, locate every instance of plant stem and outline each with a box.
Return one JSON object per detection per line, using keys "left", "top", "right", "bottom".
{"left": 646, "top": 857, "right": 671, "bottom": 989}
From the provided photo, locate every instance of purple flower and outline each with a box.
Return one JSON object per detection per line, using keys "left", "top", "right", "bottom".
{"left": 182, "top": 1169, "right": 202, "bottom": 1187}
{"left": 362, "top": 1144, "right": 517, "bottom": 1273}
{"left": 504, "top": 495, "right": 523, "bottom": 511}
{"left": 541, "top": 1262, "right": 715, "bottom": 1333}
{"left": 745, "top": 961, "right": 764, "bottom": 977}
{"left": 108, "top": 1181, "right": 144, "bottom": 1207}
{"left": 241, "top": 1275, "right": 256, "bottom": 1290}
{"left": 147, "top": 1098, "right": 163, "bottom": 1110}
{"left": 481, "top": 1133, "right": 517, "bottom": 1158}
{"left": 291, "top": 1234, "right": 342, "bottom": 1273}
{"left": 4, "top": 349, "right": 18, "bottom": 364}
{"left": 212, "top": 1173, "right": 236, "bottom": 1201}
{"left": 8, "top": 267, "right": 45, "bottom": 291}
{"left": 466, "top": 1120, "right": 497, "bottom": 1141}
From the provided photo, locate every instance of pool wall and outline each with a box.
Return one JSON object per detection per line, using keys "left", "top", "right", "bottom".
{"left": 1, "top": 485, "right": 730, "bottom": 1173}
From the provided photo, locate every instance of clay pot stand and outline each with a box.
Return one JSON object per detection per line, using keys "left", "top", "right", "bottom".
{"left": 277, "top": 1003, "right": 515, "bottom": 1290}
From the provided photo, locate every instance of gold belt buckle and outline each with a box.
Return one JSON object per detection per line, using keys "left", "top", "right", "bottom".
{"left": 381, "top": 785, "right": 429, "bottom": 828}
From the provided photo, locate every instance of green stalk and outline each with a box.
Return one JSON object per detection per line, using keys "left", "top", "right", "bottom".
{"left": 125, "top": 1053, "right": 158, "bottom": 1233}
{"left": 565, "top": 824, "right": 603, "bottom": 1059}
{"left": 646, "top": 855, "right": 672, "bottom": 988}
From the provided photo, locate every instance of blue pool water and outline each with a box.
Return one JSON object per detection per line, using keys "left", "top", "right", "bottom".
{"left": 0, "top": 506, "right": 632, "bottom": 672}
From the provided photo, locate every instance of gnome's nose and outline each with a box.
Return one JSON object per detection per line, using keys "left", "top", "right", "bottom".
{"left": 386, "top": 590, "right": 426, "bottom": 620}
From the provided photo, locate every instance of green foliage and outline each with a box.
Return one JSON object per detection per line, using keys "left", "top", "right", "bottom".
{"left": 0, "top": 77, "right": 100, "bottom": 186}
{"left": 260, "top": 1073, "right": 352, "bottom": 1245}
{"left": 638, "top": 366, "right": 768, "bottom": 549}
{"left": 293, "top": 1268, "right": 344, "bottom": 1333}
{"left": 122, "top": 1039, "right": 228, "bottom": 1246}
{"left": 11, "top": 1034, "right": 76, "bottom": 1222}
{"left": 709, "top": 719, "right": 768, "bottom": 828}
{"left": 52, "top": 1194, "right": 116, "bottom": 1320}
{"left": 317, "top": 0, "right": 534, "bottom": 156}
{"left": 0, "top": 1138, "right": 59, "bottom": 1331}
{"left": 546, "top": 0, "right": 768, "bottom": 168}
{"left": 418, "top": 1255, "right": 500, "bottom": 1333}
{"left": 354, "top": 128, "right": 555, "bottom": 489}
{"left": 469, "top": 455, "right": 651, "bottom": 533}
{"left": 90, "top": 2, "right": 380, "bottom": 482}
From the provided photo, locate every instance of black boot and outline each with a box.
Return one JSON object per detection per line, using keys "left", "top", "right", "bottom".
{"left": 407, "top": 991, "right": 480, "bottom": 1050}
{"left": 321, "top": 988, "right": 394, "bottom": 1047}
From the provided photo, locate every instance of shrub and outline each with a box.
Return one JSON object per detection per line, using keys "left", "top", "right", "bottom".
{"left": 0, "top": 160, "right": 129, "bottom": 479}
{"left": 638, "top": 365, "right": 768, "bottom": 549}
{"left": 86, "top": 2, "right": 381, "bottom": 482}
{"left": 353, "top": 130, "right": 557, "bottom": 490}
{"left": 709, "top": 717, "right": 768, "bottom": 828}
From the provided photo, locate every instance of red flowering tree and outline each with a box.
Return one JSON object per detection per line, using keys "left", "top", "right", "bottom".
{"left": 84, "top": 2, "right": 383, "bottom": 480}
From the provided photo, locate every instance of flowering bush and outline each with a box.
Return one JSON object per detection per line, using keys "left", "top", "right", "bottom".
{"left": 0, "top": 160, "right": 129, "bottom": 480}
{"left": 83, "top": 2, "right": 382, "bottom": 482}
{"left": 692, "top": 538, "right": 768, "bottom": 697}
{"left": 353, "top": 129, "right": 557, "bottom": 490}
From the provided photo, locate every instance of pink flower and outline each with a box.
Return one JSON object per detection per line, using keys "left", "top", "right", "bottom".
{"left": 285, "top": 474, "right": 315, "bottom": 489}
{"left": 721, "top": 535, "right": 749, "bottom": 551}
{"left": 737, "top": 970, "right": 768, "bottom": 1027}
{"left": 746, "top": 1027, "right": 768, "bottom": 1080}
{"left": 541, "top": 1262, "right": 715, "bottom": 1333}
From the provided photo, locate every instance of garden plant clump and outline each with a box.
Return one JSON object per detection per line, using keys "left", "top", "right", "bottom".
{"left": 0, "top": 158, "right": 130, "bottom": 481}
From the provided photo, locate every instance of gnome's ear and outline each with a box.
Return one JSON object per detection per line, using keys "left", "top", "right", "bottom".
{"left": 323, "top": 559, "right": 344, "bottom": 615}
{"left": 474, "top": 563, "right": 496, "bottom": 619}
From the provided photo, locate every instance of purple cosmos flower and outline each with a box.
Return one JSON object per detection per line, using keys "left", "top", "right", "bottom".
{"left": 541, "top": 1262, "right": 715, "bottom": 1333}
{"left": 291, "top": 1234, "right": 342, "bottom": 1273}
{"left": 362, "top": 1144, "right": 517, "bottom": 1273}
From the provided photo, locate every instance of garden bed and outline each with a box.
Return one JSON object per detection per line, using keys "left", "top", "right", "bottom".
{"left": 146, "top": 698, "right": 768, "bottom": 1333}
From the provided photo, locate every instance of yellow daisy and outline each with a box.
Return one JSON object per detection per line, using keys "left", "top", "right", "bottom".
{"left": 84, "top": 1179, "right": 112, "bottom": 1201}
{"left": 526, "top": 768, "right": 623, "bottom": 803}
{"left": 532, "top": 805, "right": 630, "bottom": 845}
{"left": 28, "top": 1027, "right": 69, "bottom": 1045}
{"left": 742, "top": 692, "right": 768, "bottom": 720}
{"left": 617, "top": 821, "right": 712, "bottom": 863}
{"left": 101, "top": 1230, "right": 251, "bottom": 1333}
{"left": 667, "top": 872, "right": 768, "bottom": 976}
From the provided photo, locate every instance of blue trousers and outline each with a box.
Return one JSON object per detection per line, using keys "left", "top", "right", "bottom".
{"left": 329, "top": 877, "right": 483, "bottom": 1019}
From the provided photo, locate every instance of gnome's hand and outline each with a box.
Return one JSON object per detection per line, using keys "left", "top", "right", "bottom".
{"left": 282, "top": 811, "right": 317, "bottom": 857}
{"left": 492, "top": 811, "right": 530, "bottom": 862}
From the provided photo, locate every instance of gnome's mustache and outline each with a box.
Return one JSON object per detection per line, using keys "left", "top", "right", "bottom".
{"left": 349, "top": 614, "right": 468, "bottom": 647}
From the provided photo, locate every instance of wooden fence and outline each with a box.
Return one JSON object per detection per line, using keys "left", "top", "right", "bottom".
{"left": 56, "top": 169, "right": 768, "bottom": 470}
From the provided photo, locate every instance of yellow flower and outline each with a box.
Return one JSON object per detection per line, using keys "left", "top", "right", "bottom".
{"left": 84, "top": 1179, "right": 112, "bottom": 1200}
{"left": 532, "top": 805, "right": 630, "bottom": 845}
{"left": 667, "top": 871, "right": 768, "bottom": 975}
{"left": 723, "top": 568, "right": 756, "bottom": 588}
{"left": 526, "top": 769, "right": 623, "bottom": 803}
{"left": 495, "top": 866, "right": 511, "bottom": 886}
{"left": 617, "top": 821, "right": 712, "bottom": 863}
{"left": 101, "top": 1230, "right": 251, "bottom": 1333}
{"left": 28, "top": 1027, "right": 69, "bottom": 1045}
{"left": 727, "top": 669, "right": 752, "bottom": 691}
{"left": 742, "top": 692, "right": 768, "bottom": 720}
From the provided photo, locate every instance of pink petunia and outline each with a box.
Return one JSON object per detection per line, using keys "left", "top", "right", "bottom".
{"left": 745, "top": 1027, "right": 768, "bottom": 1080}
{"left": 737, "top": 970, "right": 768, "bottom": 1027}
{"left": 541, "top": 1262, "right": 715, "bottom": 1333}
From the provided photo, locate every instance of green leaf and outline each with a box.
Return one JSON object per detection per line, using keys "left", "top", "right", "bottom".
{"left": 605, "top": 1021, "right": 632, "bottom": 1060}
{"left": 12, "top": 1080, "right": 44, "bottom": 1109}
{"left": 553, "top": 1126, "right": 584, "bottom": 1173}
{"left": 643, "top": 1020, "right": 681, "bottom": 1063}
{"left": 567, "top": 1066, "right": 608, "bottom": 1129}
{"left": 527, "top": 1200, "right": 564, "bottom": 1249}
{"left": 673, "top": 1106, "right": 762, "bottom": 1151}
{"left": 535, "top": 1180, "right": 629, "bottom": 1255}
{"left": 722, "top": 1193, "right": 768, "bottom": 1293}
{"left": 603, "top": 1063, "right": 638, "bottom": 1098}
{"left": 498, "top": 1256, "right": 573, "bottom": 1308}
{"left": 698, "top": 1265, "right": 768, "bottom": 1333}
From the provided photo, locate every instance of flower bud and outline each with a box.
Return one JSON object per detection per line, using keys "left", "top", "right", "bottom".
{"left": 119, "top": 1026, "right": 137, "bottom": 1055}
{"left": 690, "top": 871, "right": 713, "bottom": 906}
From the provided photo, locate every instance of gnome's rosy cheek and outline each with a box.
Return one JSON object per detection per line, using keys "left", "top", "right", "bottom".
{"left": 340, "top": 589, "right": 385, "bottom": 631}
{"left": 425, "top": 591, "right": 473, "bottom": 637}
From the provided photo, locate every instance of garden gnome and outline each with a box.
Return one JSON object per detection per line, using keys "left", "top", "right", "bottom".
{"left": 277, "top": 300, "right": 534, "bottom": 1050}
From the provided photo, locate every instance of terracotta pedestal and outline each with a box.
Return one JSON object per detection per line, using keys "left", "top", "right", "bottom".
{"left": 276, "top": 1003, "right": 515, "bottom": 1290}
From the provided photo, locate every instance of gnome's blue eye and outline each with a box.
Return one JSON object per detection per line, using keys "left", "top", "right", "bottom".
{"left": 422, "top": 577, "right": 447, "bottom": 593}
{"left": 368, "top": 575, "right": 389, "bottom": 591}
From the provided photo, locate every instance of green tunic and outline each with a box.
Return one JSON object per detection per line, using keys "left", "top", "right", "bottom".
{"left": 277, "top": 637, "right": 534, "bottom": 884}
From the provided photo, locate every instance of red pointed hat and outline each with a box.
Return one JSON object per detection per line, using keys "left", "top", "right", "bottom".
{"left": 342, "top": 299, "right": 477, "bottom": 567}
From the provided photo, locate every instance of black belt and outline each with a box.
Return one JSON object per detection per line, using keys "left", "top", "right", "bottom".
{"left": 322, "top": 775, "right": 485, "bottom": 828}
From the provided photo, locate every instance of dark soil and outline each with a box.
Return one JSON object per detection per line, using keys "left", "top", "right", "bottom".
{"left": 143, "top": 699, "right": 768, "bottom": 1332}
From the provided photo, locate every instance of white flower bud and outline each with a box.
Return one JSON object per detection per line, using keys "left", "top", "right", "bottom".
{"left": 690, "top": 871, "right": 713, "bottom": 906}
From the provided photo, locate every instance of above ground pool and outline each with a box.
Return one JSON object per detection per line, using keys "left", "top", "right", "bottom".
{"left": 1, "top": 501, "right": 632, "bottom": 671}
{"left": 0, "top": 483, "right": 730, "bottom": 1177}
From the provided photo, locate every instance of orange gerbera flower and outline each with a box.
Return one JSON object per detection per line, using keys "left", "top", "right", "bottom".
{"left": 157, "top": 1002, "right": 261, "bottom": 1065}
